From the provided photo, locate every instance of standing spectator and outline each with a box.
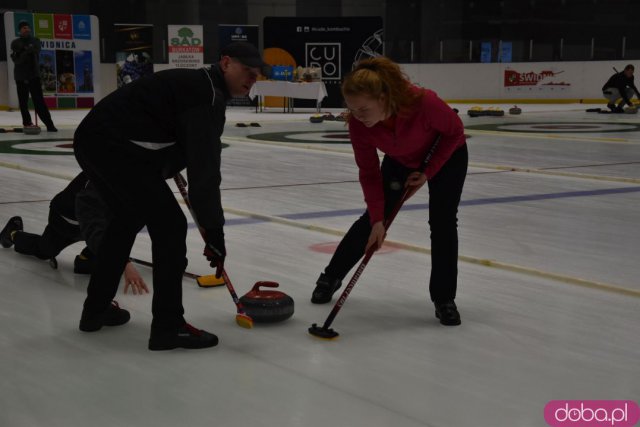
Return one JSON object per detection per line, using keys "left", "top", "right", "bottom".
{"left": 10, "top": 21, "right": 57, "bottom": 131}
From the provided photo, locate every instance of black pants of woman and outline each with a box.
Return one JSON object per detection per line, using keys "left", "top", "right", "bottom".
{"left": 323, "top": 144, "right": 468, "bottom": 303}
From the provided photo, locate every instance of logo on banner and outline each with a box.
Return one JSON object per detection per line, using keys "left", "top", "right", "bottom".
{"left": 170, "top": 27, "right": 202, "bottom": 48}
{"left": 504, "top": 68, "right": 571, "bottom": 91}
{"left": 53, "top": 14, "right": 72, "bottom": 39}
{"left": 306, "top": 43, "right": 341, "bottom": 80}
{"left": 34, "top": 13, "right": 53, "bottom": 39}
{"left": 72, "top": 15, "right": 91, "bottom": 39}
{"left": 230, "top": 27, "right": 248, "bottom": 41}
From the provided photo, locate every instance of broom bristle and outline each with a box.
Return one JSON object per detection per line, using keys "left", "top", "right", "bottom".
{"left": 236, "top": 314, "right": 254, "bottom": 329}
{"left": 308, "top": 324, "right": 339, "bottom": 339}
{"left": 196, "top": 275, "right": 226, "bottom": 287}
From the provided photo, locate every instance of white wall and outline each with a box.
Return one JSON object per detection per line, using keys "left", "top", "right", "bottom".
{"left": 2, "top": 59, "right": 633, "bottom": 107}
{"left": 0, "top": 61, "right": 7, "bottom": 107}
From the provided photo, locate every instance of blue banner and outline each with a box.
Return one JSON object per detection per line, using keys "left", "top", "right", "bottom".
{"left": 480, "top": 42, "right": 492, "bottom": 63}
{"left": 73, "top": 15, "right": 92, "bottom": 40}
{"left": 218, "top": 25, "right": 259, "bottom": 55}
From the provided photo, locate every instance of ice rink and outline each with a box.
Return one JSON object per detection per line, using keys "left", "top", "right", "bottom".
{"left": 0, "top": 104, "right": 638, "bottom": 427}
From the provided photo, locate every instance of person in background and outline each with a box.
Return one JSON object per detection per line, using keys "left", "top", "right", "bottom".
{"left": 602, "top": 64, "right": 640, "bottom": 113}
{"left": 10, "top": 21, "right": 57, "bottom": 131}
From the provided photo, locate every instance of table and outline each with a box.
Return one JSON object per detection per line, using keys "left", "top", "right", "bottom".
{"left": 248, "top": 81, "right": 328, "bottom": 112}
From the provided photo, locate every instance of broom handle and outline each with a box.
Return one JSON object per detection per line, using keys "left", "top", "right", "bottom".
{"left": 173, "top": 173, "right": 246, "bottom": 313}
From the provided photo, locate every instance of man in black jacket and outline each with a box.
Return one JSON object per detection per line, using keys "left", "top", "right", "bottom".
{"left": 10, "top": 21, "right": 57, "bottom": 131}
{"left": 73, "top": 41, "right": 269, "bottom": 350}
{"left": 602, "top": 64, "right": 640, "bottom": 113}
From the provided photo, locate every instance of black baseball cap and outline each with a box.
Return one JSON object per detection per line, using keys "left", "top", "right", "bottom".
{"left": 220, "top": 42, "right": 271, "bottom": 76}
{"left": 18, "top": 21, "right": 30, "bottom": 30}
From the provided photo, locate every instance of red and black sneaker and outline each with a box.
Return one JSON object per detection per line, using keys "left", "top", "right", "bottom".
{"left": 79, "top": 300, "right": 131, "bottom": 332}
{"left": 148, "top": 323, "right": 219, "bottom": 351}
{"left": 0, "top": 216, "right": 23, "bottom": 248}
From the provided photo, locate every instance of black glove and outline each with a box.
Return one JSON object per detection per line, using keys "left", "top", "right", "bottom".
{"left": 203, "top": 227, "right": 226, "bottom": 278}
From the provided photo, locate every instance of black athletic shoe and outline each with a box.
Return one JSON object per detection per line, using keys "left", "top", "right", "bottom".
{"left": 607, "top": 103, "right": 616, "bottom": 111}
{"left": 614, "top": 106, "right": 625, "bottom": 113}
{"left": 148, "top": 323, "right": 219, "bottom": 351}
{"left": 79, "top": 300, "right": 131, "bottom": 332}
{"left": 311, "top": 272, "right": 342, "bottom": 304}
{"left": 435, "top": 300, "right": 462, "bottom": 326}
{"left": 0, "top": 216, "right": 23, "bottom": 248}
{"left": 46, "top": 126, "right": 58, "bottom": 132}
{"left": 73, "top": 247, "right": 95, "bottom": 274}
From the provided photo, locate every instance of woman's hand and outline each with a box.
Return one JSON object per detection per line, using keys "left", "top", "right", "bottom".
{"left": 405, "top": 171, "right": 427, "bottom": 200}
{"left": 366, "top": 221, "right": 387, "bottom": 252}
{"left": 123, "top": 262, "right": 150, "bottom": 295}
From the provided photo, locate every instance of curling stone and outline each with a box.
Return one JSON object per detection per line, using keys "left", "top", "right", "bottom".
{"left": 309, "top": 114, "right": 324, "bottom": 123}
{"left": 624, "top": 106, "right": 638, "bottom": 114}
{"left": 23, "top": 125, "right": 41, "bottom": 135}
{"left": 487, "top": 107, "right": 505, "bottom": 116}
{"left": 509, "top": 105, "right": 522, "bottom": 115}
{"left": 239, "top": 281, "right": 294, "bottom": 323}
{"left": 467, "top": 106, "right": 483, "bottom": 117}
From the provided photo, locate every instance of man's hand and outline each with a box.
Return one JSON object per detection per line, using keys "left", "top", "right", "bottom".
{"left": 204, "top": 227, "right": 226, "bottom": 278}
{"left": 123, "top": 262, "right": 150, "bottom": 295}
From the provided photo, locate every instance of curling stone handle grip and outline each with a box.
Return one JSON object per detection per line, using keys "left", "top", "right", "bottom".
{"left": 252, "top": 281, "right": 280, "bottom": 291}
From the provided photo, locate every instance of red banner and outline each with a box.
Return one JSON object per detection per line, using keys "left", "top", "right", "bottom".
{"left": 53, "top": 14, "right": 73, "bottom": 39}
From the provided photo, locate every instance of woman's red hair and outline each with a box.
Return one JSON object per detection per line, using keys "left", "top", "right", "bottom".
{"left": 341, "top": 57, "right": 423, "bottom": 118}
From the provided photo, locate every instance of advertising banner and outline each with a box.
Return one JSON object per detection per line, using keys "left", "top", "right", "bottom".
{"left": 114, "top": 24, "right": 153, "bottom": 87}
{"left": 264, "top": 17, "right": 383, "bottom": 107}
{"left": 218, "top": 24, "right": 259, "bottom": 53}
{"left": 219, "top": 25, "right": 259, "bottom": 105}
{"left": 4, "top": 11, "right": 100, "bottom": 109}
{"left": 168, "top": 24, "right": 203, "bottom": 68}
{"left": 504, "top": 67, "right": 572, "bottom": 94}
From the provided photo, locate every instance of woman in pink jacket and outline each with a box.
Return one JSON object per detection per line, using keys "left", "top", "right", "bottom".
{"left": 311, "top": 57, "right": 468, "bottom": 326}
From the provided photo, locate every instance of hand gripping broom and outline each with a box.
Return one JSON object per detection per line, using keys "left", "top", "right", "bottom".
{"left": 173, "top": 172, "right": 253, "bottom": 329}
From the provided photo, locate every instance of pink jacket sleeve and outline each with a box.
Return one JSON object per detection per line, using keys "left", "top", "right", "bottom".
{"left": 421, "top": 92, "right": 466, "bottom": 179}
{"left": 350, "top": 122, "right": 385, "bottom": 225}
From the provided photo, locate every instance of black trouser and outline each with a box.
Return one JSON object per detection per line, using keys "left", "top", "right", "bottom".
{"left": 16, "top": 78, "right": 54, "bottom": 127}
{"left": 74, "top": 131, "right": 187, "bottom": 331}
{"left": 14, "top": 210, "right": 81, "bottom": 259}
{"left": 324, "top": 144, "right": 468, "bottom": 303}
